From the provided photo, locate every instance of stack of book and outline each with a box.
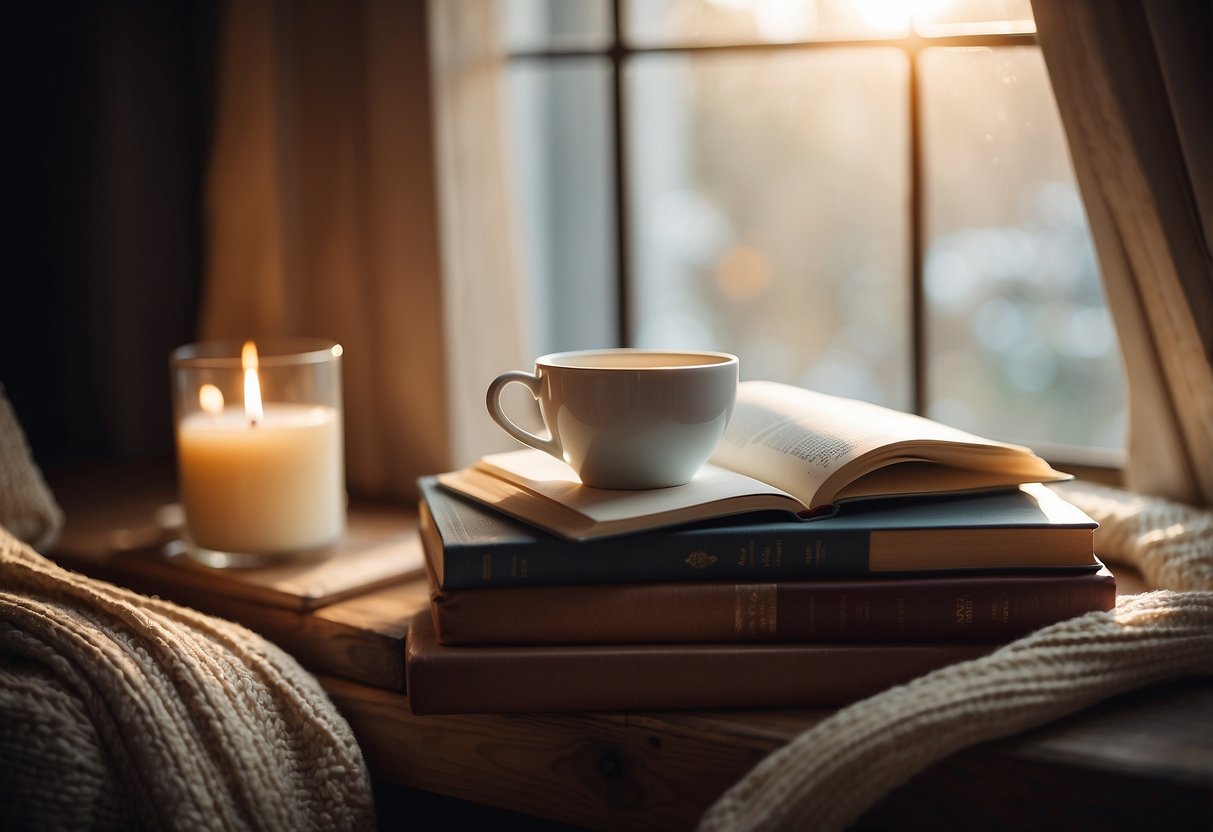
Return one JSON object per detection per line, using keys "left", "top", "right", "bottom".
{"left": 407, "top": 381, "right": 1114, "bottom": 715}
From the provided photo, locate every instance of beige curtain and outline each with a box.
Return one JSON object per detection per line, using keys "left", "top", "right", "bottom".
{"left": 1035, "top": 0, "right": 1213, "bottom": 507}
{"left": 202, "top": 0, "right": 525, "bottom": 499}
{"left": 428, "top": 0, "right": 531, "bottom": 468}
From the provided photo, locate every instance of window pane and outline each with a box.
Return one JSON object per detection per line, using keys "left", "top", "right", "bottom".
{"left": 922, "top": 46, "right": 1126, "bottom": 450}
{"left": 625, "top": 0, "right": 915, "bottom": 46}
{"left": 627, "top": 49, "right": 911, "bottom": 408}
{"left": 625, "top": 1, "right": 1034, "bottom": 45}
{"left": 502, "top": 0, "right": 611, "bottom": 51}
{"left": 505, "top": 59, "right": 617, "bottom": 356}
{"left": 916, "top": 0, "right": 1035, "bottom": 37}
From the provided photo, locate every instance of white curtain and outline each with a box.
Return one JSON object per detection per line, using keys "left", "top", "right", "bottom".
{"left": 201, "top": 0, "right": 526, "bottom": 499}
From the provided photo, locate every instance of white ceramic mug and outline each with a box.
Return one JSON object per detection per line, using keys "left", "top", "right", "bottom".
{"left": 487, "top": 349, "right": 739, "bottom": 489}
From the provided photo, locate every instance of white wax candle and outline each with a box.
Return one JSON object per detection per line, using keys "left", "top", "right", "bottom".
{"left": 177, "top": 403, "right": 344, "bottom": 554}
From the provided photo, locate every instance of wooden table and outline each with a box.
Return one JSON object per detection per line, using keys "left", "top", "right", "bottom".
{"left": 46, "top": 464, "right": 1213, "bottom": 831}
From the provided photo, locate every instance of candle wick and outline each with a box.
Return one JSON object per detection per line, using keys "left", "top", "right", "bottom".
{"left": 250, "top": 418, "right": 259, "bottom": 429}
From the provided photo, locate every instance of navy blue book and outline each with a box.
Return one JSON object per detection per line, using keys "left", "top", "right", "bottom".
{"left": 418, "top": 477, "right": 1099, "bottom": 590}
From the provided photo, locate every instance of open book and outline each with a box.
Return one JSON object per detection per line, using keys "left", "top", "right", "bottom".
{"left": 437, "top": 380, "right": 1071, "bottom": 540}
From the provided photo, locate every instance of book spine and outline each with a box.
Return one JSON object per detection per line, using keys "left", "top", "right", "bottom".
{"left": 431, "top": 573, "right": 1116, "bottom": 645}
{"left": 405, "top": 613, "right": 993, "bottom": 715}
{"left": 437, "top": 525, "right": 873, "bottom": 589}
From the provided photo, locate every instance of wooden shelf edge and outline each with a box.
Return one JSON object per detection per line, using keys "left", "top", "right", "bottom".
{"left": 320, "top": 675, "right": 1213, "bottom": 832}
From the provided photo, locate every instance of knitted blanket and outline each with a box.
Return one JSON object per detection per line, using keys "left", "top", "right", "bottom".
{"left": 0, "top": 531, "right": 375, "bottom": 830}
{"left": 0, "top": 381, "right": 374, "bottom": 829}
{"left": 699, "top": 482, "right": 1213, "bottom": 831}
{"left": 0, "top": 383, "right": 62, "bottom": 550}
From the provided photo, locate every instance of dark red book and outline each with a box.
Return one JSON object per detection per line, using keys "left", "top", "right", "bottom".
{"left": 427, "top": 566, "right": 1116, "bottom": 646}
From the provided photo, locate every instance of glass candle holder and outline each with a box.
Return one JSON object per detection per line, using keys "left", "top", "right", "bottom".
{"left": 170, "top": 337, "right": 346, "bottom": 568}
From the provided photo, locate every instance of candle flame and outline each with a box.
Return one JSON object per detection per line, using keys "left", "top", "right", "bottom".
{"left": 198, "top": 383, "right": 225, "bottom": 415}
{"left": 242, "top": 341, "right": 264, "bottom": 425}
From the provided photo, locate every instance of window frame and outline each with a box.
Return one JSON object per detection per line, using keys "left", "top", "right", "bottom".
{"left": 504, "top": 0, "right": 1123, "bottom": 485}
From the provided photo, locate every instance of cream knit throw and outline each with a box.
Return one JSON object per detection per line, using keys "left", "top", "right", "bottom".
{"left": 0, "top": 529, "right": 375, "bottom": 830}
{"left": 0, "top": 383, "right": 63, "bottom": 550}
{"left": 699, "top": 483, "right": 1213, "bottom": 832}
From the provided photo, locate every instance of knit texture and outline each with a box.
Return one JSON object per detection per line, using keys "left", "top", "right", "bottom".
{"left": 0, "top": 529, "right": 375, "bottom": 831}
{"left": 1055, "top": 480, "right": 1213, "bottom": 593}
{"left": 699, "top": 483, "right": 1213, "bottom": 832}
{"left": 0, "top": 383, "right": 63, "bottom": 550}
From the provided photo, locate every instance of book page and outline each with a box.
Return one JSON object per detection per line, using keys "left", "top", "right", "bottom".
{"left": 440, "top": 448, "right": 806, "bottom": 539}
{"left": 477, "top": 450, "right": 797, "bottom": 523}
{"left": 709, "top": 381, "right": 1042, "bottom": 508}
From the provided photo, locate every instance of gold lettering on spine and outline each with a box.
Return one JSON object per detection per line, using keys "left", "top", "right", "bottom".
{"left": 734, "top": 584, "right": 778, "bottom": 640}
{"left": 736, "top": 541, "right": 754, "bottom": 568}
{"left": 854, "top": 598, "right": 871, "bottom": 625}
{"left": 954, "top": 594, "right": 974, "bottom": 626}
{"left": 806, "top": 540, "right": 825, "bottom": 567}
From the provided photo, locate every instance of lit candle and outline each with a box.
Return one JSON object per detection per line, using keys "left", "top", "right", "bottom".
{"left": 172, "top": 339, "right": 345, "bottom": 564}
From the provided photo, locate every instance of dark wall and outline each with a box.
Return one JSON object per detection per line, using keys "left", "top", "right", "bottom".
{"left": 5, "top": 2, "right": 216, "bottom": 473}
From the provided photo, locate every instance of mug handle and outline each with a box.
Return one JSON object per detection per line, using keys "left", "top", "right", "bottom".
{"left": 486, "top": 370, "right": 562, "bottom": 459}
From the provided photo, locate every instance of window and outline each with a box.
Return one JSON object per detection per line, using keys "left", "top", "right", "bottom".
{"left": 500, "top": 0, "right": 1126, "bottom": 466}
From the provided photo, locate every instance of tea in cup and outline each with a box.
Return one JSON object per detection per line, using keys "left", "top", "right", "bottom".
{"left": 486, "top": 349, "right": 738, "bottom": 489}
